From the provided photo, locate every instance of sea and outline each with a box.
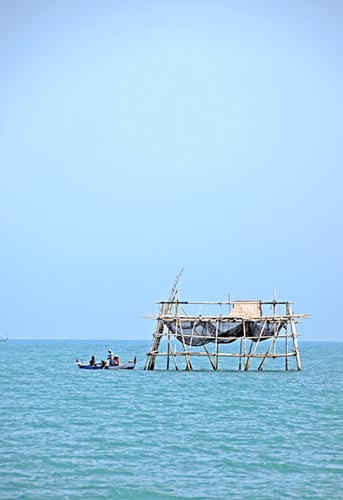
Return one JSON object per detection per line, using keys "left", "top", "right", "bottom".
{"left": 0, "top": 340, "right": 342, "bottom": 500}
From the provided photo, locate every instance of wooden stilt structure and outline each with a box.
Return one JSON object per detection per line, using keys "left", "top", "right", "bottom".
{"left": 145, "top": 278, "right": 310, "bottom": 371}
{"left": 144, "top": 270, "right": 183, "bottom": 371}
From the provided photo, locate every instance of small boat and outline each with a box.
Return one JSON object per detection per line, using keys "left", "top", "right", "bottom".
{"left": 0, "top": 335, "right": 8, "bottom": 342}
{"left": 76, "top": 356, "right": 136, "bottom": 370}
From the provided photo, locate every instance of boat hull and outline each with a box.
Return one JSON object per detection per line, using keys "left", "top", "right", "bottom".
{"left": 76, "top": 358, "right": 136, "bottom": 370}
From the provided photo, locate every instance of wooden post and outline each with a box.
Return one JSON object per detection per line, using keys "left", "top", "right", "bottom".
{"left": 202, "top": 342, "right": 217, "bottom": 370}
{"left": 273, "top": 290, "right": 277, "bottom": 317}
{"left": 272, "top": 293, "right": 276, "bottom": 359}
{"left": 285, "top": 323, "right": 289, "bottom": 371}
{"left": 145, "top": 271, "right": 182, "bottom": 370}
{"left": 257, "top": 336, "right": 275, "bottom": 371}
{"left": 214, "top": 317, "right": 220, "bottom": 370}
{"left": 244, "top": 318, "right": 268, "bottom": 371}
{"left": 287, "top": 303, "right": 302, "bottom": 371}
{"left": 167, "top": 327, "right": 171, "bottom": 370}
{"left": 144, "top": 303, "right": 165, "bottom": 370}
{"left": 178, "top": 314, "right": 192, "bottom": 370}
{"left": 244, "top": 335, "right": 254, "bottom": 371}
{"left": 239, "top": 337, "right": 243, "bottom": 371}
{"left": 243, "top": 320, "right": 247, "bottom": 371}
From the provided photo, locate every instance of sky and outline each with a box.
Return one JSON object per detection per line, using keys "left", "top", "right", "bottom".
{"left": 0, "top": 0, "right": 342, "bottom": 340}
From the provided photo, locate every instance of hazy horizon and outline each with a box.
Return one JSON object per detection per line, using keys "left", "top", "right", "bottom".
{"left": 1, "top": 1, "right": 342, "bottom": 341}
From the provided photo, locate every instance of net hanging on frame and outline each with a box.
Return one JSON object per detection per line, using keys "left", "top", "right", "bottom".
{"left": 165, "top": 319, "right": 285, "bottom": 346}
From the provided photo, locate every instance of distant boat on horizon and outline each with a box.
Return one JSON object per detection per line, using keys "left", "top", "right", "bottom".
{"left": 0, "top": 335, "right": 8, "bottom": 342}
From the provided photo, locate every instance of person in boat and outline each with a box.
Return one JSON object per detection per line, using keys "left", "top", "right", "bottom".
{"left": 107, "top": 349, "right": 114, "bottom": 366}
{"left": 113, "top": 355, "right": 120, "bottom": 367}
{"left": 100, "top": 360, "right": 107, "bottom": 369}
{"left": 89, "top": 355, "right": 97, "bottom": 366}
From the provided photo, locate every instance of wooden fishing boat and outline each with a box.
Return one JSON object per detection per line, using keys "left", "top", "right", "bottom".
{"left": 76, "top": 357, "right": 136, "bottom": 370}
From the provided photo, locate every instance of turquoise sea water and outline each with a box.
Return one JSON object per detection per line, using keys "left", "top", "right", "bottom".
{"left": 1, "top": 340, "right": 342, "bottom": 500}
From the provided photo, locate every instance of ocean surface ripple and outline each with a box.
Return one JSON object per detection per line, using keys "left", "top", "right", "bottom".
{"left": 1, "top": 340, "right": 342, "bottom": 499}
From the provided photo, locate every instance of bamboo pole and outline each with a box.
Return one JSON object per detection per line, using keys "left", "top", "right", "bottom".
{"left": 214, "top": 317, "right": 220, "bottom": 370}
{"left": 244, "top": 336, "right": 254, "bottom": 371}
{"left": 244, "top": 319, "right": 269, "bottom": 371}
{"left": 167, "top": 309, "right": 179, "bottom": 370}
{"left": 273, "top": 290, "right": 277, "bottom": 317}
{"left": 202, "top": 342, "right": 217, "bottom": 370}
{"left": 273, "top": 318, "right": 277, "bottom": 357}
{"left": 145, "top": 303, "right": 164, "bottom": 370}
{"left": 285, "top": 323, "right": 289, "bottom": 371}
{"left": 172, "top": 342, "right": 179, "bottom": 370}
{"left": 243, "top": 320, "right": 247, "bottom": 370}
{"left": 167, "top": 329, "right": 170, "bottom": 370}
{"left": 257, "top": 338, "right": 276, "bottom": 371}
{"left": 189, "top": 315, "right": 197, "bottom": 347}
{"left": 178, "top": 313, "right": 192, "bottom": 370}
{"left": 147, "top": 351, "right": 296, "bottom": 358}
{"left": 287, "top": 303, "right": 302, "bottom": 370}
{"left": 180, "top": 306, "right": 214, "bottom": 369}
{"left": 256, "top": 320, "right": 281, "bottom": 371}
{"left": 145, "top": 313, "right": 309, "bottom": 321}
{"left": 238, "top": 337, "right": 243, "bottom": 371}
{"left": 157, "top": 300, "right": 294, "bottom": 305}
{"left": 145, "top": 272, "right": 183, "bottom": 370}
{"left": 204, "top": 321, "right": 215, "bottom": 370}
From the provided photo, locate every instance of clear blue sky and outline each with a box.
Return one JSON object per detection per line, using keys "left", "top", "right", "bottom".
{"left": 0, "top": 0, "right": 341, "bottom": 340}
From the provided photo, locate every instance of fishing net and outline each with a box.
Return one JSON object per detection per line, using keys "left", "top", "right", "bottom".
{"left": 164, "top": 319, "right": 285, "bottom": 346}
